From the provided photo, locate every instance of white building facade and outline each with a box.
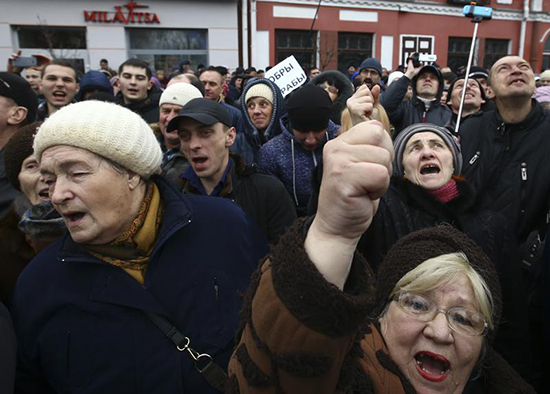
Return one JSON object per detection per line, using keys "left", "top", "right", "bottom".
{"left": 0, "top": 0, "right": 241, "bottom": 72}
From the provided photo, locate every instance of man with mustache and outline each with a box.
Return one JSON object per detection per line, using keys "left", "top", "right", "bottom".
{"left": 380, "top": 59, "right": 451, "bottom": 136}
{"left": 357, "top": 57, "right": 382, "bottom": 90}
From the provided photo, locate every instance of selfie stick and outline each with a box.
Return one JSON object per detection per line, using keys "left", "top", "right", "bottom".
{"left": 455, "top": 3, "right": 493, "bottom": 135}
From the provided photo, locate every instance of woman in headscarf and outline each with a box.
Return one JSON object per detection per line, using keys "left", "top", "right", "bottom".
{"left": 234, "top": 78, "right": 286, "bottom": 164}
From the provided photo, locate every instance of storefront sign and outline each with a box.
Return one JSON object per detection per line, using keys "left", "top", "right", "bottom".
{"left": 265, "top": 55, "right": 307, "bottom": 97}
{"left": 84, "top": 1, "right": 160, "bottom": 24}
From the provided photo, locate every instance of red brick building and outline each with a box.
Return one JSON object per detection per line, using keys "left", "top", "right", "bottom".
{"left": 248, "top": 0, "right": 550, "bottom": 73}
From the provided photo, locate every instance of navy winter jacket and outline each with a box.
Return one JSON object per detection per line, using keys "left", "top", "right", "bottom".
{"left": 76, "top": 70, "right": 113, "bottom": 101}
{"left": 257, "top": 114, "right": 339, "bottom": 217}
{"left": 11, "top": 176, "right": 268, "bottom": 394}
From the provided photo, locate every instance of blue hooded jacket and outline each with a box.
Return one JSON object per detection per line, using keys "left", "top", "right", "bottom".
{"left": 76, "top": 70, "right": 113, "bottom": 101}
{"left": 231, "top": 78, "right": 286, "bottom": 164}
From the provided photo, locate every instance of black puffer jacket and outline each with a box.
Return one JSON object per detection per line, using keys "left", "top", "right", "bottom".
{"left": 115, "top": 86, "right": 161, "bottom": 123}
{"left": 358, "top": 176, "right": 531, "bottom": 381}
{"left": 380, "top": 68, "right": 452, "bottom": 136}
{"left": 310, "top": 70, "right": 354, "bottom": 125}
{"left": 178, "top": 155, "right": 296, "bottom": 243}
{"left": 460, "top": 100, "right": 550, "bottom": 245}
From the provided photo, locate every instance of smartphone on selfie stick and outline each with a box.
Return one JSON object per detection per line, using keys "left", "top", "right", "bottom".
{"left": 455, "top": 1, "right": 493, "bottom": 135}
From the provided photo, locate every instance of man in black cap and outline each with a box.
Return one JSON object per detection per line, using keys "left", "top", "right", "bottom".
{"left": 168, "top": 98, "right": 296, "bottom": 243}
{"left": 357, "top": 57, "right": 383, "bottom": 90}
{"left": 257, "top": 85, "right": 340, "bottom": 216}
{"left": 380, "top": 58, "right": 451, "bottom": 136}
{"left": 0, "top": 72, "right": 38, "bottom": 219}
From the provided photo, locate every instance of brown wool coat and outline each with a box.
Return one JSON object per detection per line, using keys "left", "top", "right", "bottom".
{"left": 226, "top": 220, "right": 536, "bottom": 394}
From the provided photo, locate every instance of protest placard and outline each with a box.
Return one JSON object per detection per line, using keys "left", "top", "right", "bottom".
{"left": 265, "top": 55, "right": 307, "bottom": 97}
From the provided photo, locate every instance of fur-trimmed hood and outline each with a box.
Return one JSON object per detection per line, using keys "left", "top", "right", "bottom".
{"left": 310, "top": 70, "right": 354, "bottom": 125}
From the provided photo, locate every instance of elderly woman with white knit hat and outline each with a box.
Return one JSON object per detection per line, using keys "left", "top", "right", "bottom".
{"left": 10, "top": 100, "right": 268, "bottom": 393}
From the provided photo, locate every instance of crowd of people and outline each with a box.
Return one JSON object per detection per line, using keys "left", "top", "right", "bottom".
{"left": 0, "top": 48, "right": 549, "bottom": 393}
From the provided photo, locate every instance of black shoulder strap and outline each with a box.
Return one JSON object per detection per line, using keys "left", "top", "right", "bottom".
{"left": 142, "top": 310, "right": 228, "bottom": 391}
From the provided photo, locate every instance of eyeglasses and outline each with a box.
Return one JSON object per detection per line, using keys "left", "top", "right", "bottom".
{"left": 319, "top": 83, "right": 338, "bottom": 95}
{"left": 393, "top": 292, "right": 488, "bottom": 336}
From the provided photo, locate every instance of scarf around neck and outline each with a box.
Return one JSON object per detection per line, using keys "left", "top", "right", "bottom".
{"left": 84, "top": 183, "right": 164, "bottom": 283}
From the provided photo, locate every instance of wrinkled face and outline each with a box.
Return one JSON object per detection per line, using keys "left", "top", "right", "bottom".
{"left": 360, "top": 68, "right": 381, "bottom": 89}
{"left": 490, "top": 56, "right": 536, "bottom": 100}
{"left": 40, "top": 146, "right": 138, "bottom": 245}
{"left": 402, "top": 132, "right": 454, "bottom": 190}
{"left": 24, "top": 68, "right": 42, "bottom": 93}
{"left": 246, "top": 97, "right": 273, "bottom": 131}
{"left": 178, "top": 118, "right": 235, "bottom": 185}
{"left": 450, "top": 79, "right": 485, "bottom": 112}
{"left": 292, "top": 129, "right": 326, "bottom": 151}
{"left": 199, "top": 71, "right": 223, "bottom": 101}
{"left": 159, "top": 103, "right": 184, "bottom": 147}
{"left": 416, "top": 71, "right": 440, "bottom": 100}
{"left": 18, "top": 155, "right": 49, "bottom": 205}
{"left": 541, "top": 77, "right": 550, "bottom": 87}
{"left": 379, "top": 275, "right": 483, "bottom": 394}
{"left": 119, "top": 66, "right": 151, "bottom": 103}
{"left": 41, "top": 65, "right": 79, "bottom": 109}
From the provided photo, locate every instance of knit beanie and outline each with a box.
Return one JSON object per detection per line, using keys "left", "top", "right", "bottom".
{"left": 393, "top": 123, "right": 462, "bottom": 177}
{"left": 3, "top": 121, "right": 42, "bottom": 190}
{"left": 287, "top": 85, "right": 332, "bottom": 132}
{"left": 244, "top": 83, "right": 274, "bottom": 105}
{"left": 359, "top": 58, "right": 383, "bottom": 76}
{"left": 540, "top": 70, "right": 550, "bottom": 80}
{"left": 533, "top": 86, "right": 550, "bottom": 103}
{"left": 33, "top": 101, "right": 162, "bottom": 178}
{"left": 159, "top": 83, "right": 203, "bottom": 108}
{"left": 373, "top": 226, "right": 502, "bottom": 334}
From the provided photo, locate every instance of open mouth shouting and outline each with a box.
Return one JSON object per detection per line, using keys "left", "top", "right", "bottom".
{"left": 415, "top": 351, "right": 451, "bottom": 382}
{"left": 420, "top": 163, "right": 440, "bottom": 176}
{"left": 191, "top": 156, "right": 209, "bottom": 171}
{"left": 37, "top": 187, "right": 50, "bottom": 201}
{"left": 52, "top": 90, "right": 67, "bottom": 102}
{"left": 61, "top": 211, "right": 87, "bottom": 228}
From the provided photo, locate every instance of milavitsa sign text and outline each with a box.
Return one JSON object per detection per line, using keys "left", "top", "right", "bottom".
{"left": 84, "top": 1, "right": 160, "bottom": 24}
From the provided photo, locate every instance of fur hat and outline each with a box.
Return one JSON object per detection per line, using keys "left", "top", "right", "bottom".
{"left": 393, "top": 123, "right": 462, "bottom": 177}
{"left": 3, "top": 121, "right": 42, "bottom": 190}
{"left": 33, "top": 101, "right": 162, "bottom": 178}
{"left": 159, "top": 83, "right": 202, "bottom": 108}
{"left": 374, "top": 226, "right": 502, "bottom": 334}
{"left": 244, "top": 83, "right": 274, "bottom": 105}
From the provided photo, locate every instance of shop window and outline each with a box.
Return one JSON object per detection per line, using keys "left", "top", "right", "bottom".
{"left": 484, "top": 39, "right": 509, "bottom": 69}
{"left": 14, "top": 26, "right": 87, "bottom": 50}
{"left": 128, "top": 28, "right": 208, "bottom": 73}
{"left": 447, "top": 37, "right": 477, "bottom": 74}
{"left": 275, "top": 30, "right": 317, "bottom": 71}
{"left": 338, "top": 32, "right": 373, "bottom": 74}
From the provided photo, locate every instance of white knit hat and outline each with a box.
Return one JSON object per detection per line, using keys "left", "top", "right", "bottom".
{"left": 245, "top": 83, "right": 274, "bottom": 104}
{"left": 159, "top": 83, "right": 202, "bottom": 108}
{"left": 33, "top": 101, "right": 162, "bottom": 178}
